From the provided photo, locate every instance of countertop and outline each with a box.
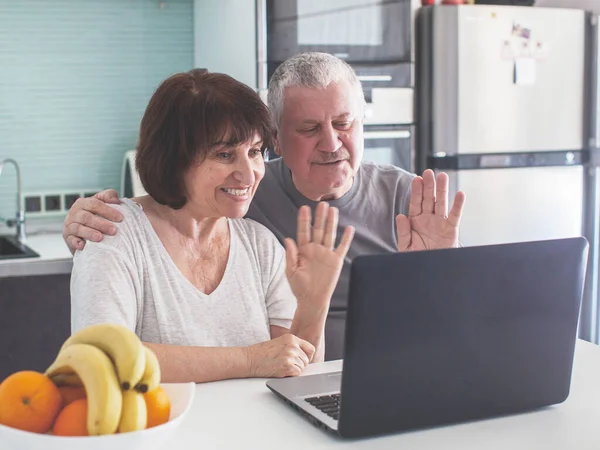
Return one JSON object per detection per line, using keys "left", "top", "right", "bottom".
{"left": 0, "top": 231, "right": 73, "bottom": 277}
{"left": 165, "top": 340, "right": 600, "bottom": 450}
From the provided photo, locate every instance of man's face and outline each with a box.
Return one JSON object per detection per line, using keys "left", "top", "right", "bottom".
{"left": 274, "top": 81, "right": 364, "bottom": 201}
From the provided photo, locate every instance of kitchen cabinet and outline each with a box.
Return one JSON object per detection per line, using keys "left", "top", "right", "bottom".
{"left": 0, "top": 234, "right": 73, "bottom": 380}
{"left": 0, "top": 271, "right": 71, "bottom": 380}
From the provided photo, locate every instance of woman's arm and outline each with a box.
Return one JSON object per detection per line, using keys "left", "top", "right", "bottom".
{"left": 144, "top": 343, "right": 249, "bottom": 383}
{"left": 283, "top": 203, "right": 355, "bottom": 363}
{"left": 146, "top": 332, "right": 316, "bottom": 383}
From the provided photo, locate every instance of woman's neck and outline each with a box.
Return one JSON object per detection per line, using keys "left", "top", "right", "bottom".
{"left": 135, "top": 196, "right": 228, "bottom": 244}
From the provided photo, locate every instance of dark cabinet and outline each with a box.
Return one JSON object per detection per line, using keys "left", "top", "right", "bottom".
{"left": 0, "top": 273, "right": 71, "bottom": 381}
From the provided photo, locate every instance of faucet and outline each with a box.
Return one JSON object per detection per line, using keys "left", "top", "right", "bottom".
{"left": 0, "top": 158, "right": 26, "bottom": 242}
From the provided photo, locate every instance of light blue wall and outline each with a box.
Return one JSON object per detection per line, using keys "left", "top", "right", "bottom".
{"left": 0, "top": 0, "right": 193, "bottom": 226}
{"left": 194, "top": 0, "right": 257, "bottom": 89}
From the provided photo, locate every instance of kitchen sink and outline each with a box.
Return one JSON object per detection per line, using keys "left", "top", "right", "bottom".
{"left": 0, "top": 235, "right": 39, "bottom": 260}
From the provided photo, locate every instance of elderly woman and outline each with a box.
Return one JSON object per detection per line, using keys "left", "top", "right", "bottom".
{"left": 71, "top": 69, "right": 354, "bottom": 383}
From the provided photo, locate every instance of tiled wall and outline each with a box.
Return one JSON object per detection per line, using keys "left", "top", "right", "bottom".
{"left": 0, "top": 0, "right": 193, "bottom": 228}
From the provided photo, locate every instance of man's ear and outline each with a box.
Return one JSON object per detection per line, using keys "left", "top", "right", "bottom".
{"left": 273, "top": 129, "right": 282, "bottom": 157}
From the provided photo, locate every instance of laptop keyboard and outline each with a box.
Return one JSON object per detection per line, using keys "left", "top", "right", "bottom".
{"left": 304, "top": 394, "right": 341, "bottom": 420}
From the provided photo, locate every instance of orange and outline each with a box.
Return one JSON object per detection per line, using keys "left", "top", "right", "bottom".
{"left": 0, "top": 370, "right": 63, "bottom": 433}
{"left": 52, "top": 398, "right": 88, "bottom": 436}
{"left": 58, "top": 386, "right": 87, "bottom": 407}
{"left": 144, "top": 386, "right": 171, "bottom": 428}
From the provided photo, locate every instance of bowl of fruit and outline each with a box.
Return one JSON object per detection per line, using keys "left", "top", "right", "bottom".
{"left": 0, "top": 323, "right": 195, "bottom": 450}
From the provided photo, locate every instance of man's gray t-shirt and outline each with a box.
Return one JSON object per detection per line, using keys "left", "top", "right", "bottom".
{"left": 71, "top": 198, "right": 296, "bottom": 347}
{"left": 247, "top": 158, "right": 414, "bottom": 360}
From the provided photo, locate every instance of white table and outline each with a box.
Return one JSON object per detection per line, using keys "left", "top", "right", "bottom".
{"left": 166, "top": 339, "right": 600, "bottom": 449}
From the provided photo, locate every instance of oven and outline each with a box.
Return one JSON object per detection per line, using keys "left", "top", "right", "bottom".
{"left": 266, "top": 0, "right": 413, "bottom": 65}
{"left": 362, "top": 125, "right": 413, "bottom": 171}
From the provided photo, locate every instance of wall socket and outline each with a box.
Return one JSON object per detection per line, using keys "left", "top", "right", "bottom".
{"left": 22, "top": 188, "right": 105, "bottom": 217}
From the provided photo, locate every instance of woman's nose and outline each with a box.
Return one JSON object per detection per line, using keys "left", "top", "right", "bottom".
{"left": 233, "top": 157, "right": 256, "bottom": 185}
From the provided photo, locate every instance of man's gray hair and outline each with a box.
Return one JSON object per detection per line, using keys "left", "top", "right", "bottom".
{"left": 267, "top": 52, "right": 366, "bottom": 129}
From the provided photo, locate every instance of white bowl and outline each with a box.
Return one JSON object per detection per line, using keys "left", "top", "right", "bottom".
{"left": 0, "top": 382, "right": 195, "bottom": 450}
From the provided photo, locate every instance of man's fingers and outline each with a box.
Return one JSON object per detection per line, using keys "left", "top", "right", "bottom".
{"left": 323, "top": 206, "right": 339, "bottom": 249}
{"left": 297, "top": 205, "right": 311, "bottom": 247}
{"left": 66, "top": 222, "right": 104, "bottom": 243}
{"left": 395, "top": 214, "right": 411, "bottom": 252}
{"left": 421, "top": 169, "right": 436, "bottom": 214}
{"left": 448, "top": 190, "right": 466, "bottom": 228}
{"left": 311, "top": 202, "right": 328, "bottom": 245}
{"left": 335, "top": 226, "right": 355, "bottom": 259}
{"left": 71, "top": 209, "right": 118, "bottom": 236}
{"left": 95, "top": 189, "right": 121, "bottom": 205}
{"left": 284, "top": 238, "right": 299, "bottom": 277}
{"left": 66, "top": 236, "right": 86, "bottom": 254}
{"left": 408, "top": 176, "right": 423, "bottom": 217}
{"left": 435, "top": 172, "right": 449, "bottom": 217}
{"left": 72, "top": 197, "right": 123, "bottom": 223}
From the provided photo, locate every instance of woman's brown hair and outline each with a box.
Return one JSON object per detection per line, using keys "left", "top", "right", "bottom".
{"left": 136, "top": 69, "right": 273, "bottom": 209}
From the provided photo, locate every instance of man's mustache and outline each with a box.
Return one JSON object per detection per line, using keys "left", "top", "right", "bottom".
{"left": 311, "top": 150, "right": 351, "bottom": 164}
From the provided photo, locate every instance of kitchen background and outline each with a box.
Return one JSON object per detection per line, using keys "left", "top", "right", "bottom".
{"left": 2, "top": 0, "right": 600, "bottom": 337}
{"left": 0, "top": 0, "right": 194, "bottom": 227}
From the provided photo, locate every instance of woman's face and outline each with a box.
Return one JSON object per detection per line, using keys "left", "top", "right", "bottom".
{"left": 183, "top": 133, "right": 265, "bottom": 219}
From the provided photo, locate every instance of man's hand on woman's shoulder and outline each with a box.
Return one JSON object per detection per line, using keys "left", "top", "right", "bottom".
{"left": 62, "top": 188, "right": 123, "bottom": 254}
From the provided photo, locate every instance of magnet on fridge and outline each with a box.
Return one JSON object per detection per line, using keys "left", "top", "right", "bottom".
{"left": 519, "top": 40, "right": 532, "bottom": 58}
{"left": 533, "top": 41, "right": 549, "bottom": 61}
{"left": 501, "top": 40, "right": 514, "bottom": 60}
{"left": 514, "top": 57, "right": 536, "bottom": 86}
{"left": 512, "top": 22, "right": 531, "bottom": 40}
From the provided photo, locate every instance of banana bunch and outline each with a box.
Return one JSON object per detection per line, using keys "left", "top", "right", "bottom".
{"left": 45, "top": 323, "right": 161, "bottom": 436}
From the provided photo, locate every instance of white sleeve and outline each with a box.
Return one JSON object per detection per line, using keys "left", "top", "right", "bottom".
{"left": 70, "top": 241, "right": 140, "bottom": 334}
{"left": 264, "top": 239, "right": 297, "bottom": 330}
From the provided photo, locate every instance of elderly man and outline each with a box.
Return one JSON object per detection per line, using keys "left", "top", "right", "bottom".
{"left": 62, "top": 52, "right": 465, "bottom": 360}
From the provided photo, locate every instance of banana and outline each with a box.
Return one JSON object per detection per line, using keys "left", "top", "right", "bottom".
{"left": 45, "top": 343, "right": 123, "bottom": 435}
{"left": 134, "top": 346, "right": 161, "bottom": 394}
{"left": 118, "top": 390, "right": 147, "bottom": 433}
{"left": 61, "top": 323, "right": 146, "bottom": 390}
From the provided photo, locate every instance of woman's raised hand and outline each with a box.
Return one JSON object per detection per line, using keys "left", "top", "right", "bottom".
{"left": 284, "top": 202, "right": 355, "bottom": 312}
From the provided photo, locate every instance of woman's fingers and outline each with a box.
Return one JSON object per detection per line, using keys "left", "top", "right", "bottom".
{"left": 295, "top": 349, "right": 310, "bottom": 367}
{"left": 311, "top": 202, "right": 329, "bottom": 245}
{"left": 297, "top": 205, "right": 311, "bottom": 246}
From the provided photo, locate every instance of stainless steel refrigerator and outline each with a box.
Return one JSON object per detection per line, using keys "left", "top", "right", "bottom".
{"left": 416, "top": 4, "right": 588, "bottom": 247}
{"left": 416, "top": 3, "right": 600, "bottom": 342}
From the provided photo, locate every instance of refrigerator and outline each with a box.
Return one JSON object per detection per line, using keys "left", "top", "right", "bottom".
{"left": 416, "top": 4, "right": 600, "bottom": 343}
{"left": 416, "top": 4, "right": 589, "bottom": 247}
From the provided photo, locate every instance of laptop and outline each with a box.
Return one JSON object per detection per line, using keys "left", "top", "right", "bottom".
{"left": 266, "top": 237, "right": 589, "bottom": 438}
